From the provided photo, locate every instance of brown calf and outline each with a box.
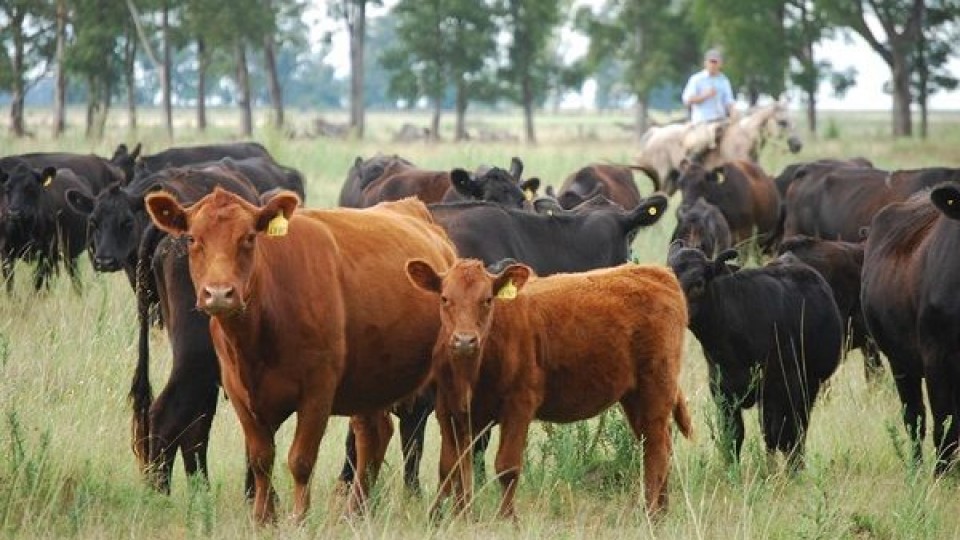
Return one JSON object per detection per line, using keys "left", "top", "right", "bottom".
{"left": 407, "top": 259, "right": 692, "bottom": 519}
{"left": 146, "top": 189, "right": 455, "bottom": 523}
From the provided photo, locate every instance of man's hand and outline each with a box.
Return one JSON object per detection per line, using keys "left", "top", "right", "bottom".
{"left": 702, "top": 87, "right": 717, "bottom": 100}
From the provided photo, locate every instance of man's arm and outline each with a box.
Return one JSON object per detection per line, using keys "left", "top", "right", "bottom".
{"left": 682, "top": 75, "right": 716, "bottom": 106}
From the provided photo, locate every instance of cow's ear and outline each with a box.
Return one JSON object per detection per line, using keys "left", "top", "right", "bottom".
{"left": 509, "top": 157, "right": 523, "bottom": 179}
{"left": 129, "top": 143, "right": 142, "bottom": 160}
{"left": 931, "top": 184, "right": 960, "bottom": 220}
{"left": 521, "top": 177, "right": 540, "bottom": 200}
{"left": 65, "top": 189, "right": 95, "bottom": 216}
{"left": 353, "top": 156, "right": 363, "bottom": 169}
{"left": 712, "top": 248, "right": 740, "bottom": 275}
{"left": 255, "top": 191, "right": 300, "bottom": 234}
{"left": 450, "top": 168, "right": 483, "bottom": 198}
{"left": 628, "top": 194, "right": 669, "bottom": 227}
{"left": 145, "top": 192, "right": 189, "bottom": 235}
{"left": 709, "top": 167, "right": 725, "bottom": 183}
{"left": 406, "top": 259, "right": 443, "bottom": 294}
{"left": 492, "top": 263, "right": 532, "bottom": 300}
{"left": 37, "top": 167, "right": 57, "bottom": 187}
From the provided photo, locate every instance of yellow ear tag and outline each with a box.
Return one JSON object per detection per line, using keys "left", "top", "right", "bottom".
{"left": 496, "top": 279, "right": 517, "bottom": 300}
{"left": 523, "top": 189, "right": 534, "bottom": 201}
{"left": 949, "top": 198, "right": 955, "bottom": 206}
{"left": 648, "top": 206, "right": 658, "bottom": 216}
{"left": 267, "top": 212, "right": 289, "bottom": 237}
{"left": 43, "top": 175, "right": 53, "bottom": 188}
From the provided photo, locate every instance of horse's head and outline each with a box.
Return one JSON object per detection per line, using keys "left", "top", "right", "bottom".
{"left": 757, "top": 102, "right": 802, "bottom": 154}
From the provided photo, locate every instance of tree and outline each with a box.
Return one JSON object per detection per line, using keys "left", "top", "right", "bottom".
{"left": 382, "top": 0, "right": 497, "bottom": 141}
{"left": 818, "top": 0, "right": 924, "bottom": 137}
{"left": 68, "top": 0, "right": 127, "bottom": 139}
{"left": 912, "top": 3, "right": 959, "bottom": 138}
{"left": 52, "top": 0, "right": 67, "bottom": 137}
{"left": 691, "top": 0, "right": 789, "bottom": 105}
{"left": 330, "top": 1, "right": 380, "bottom": 138}
{"left": 579, "top": 1, "right": 699, "bottom": 137}
{"left": 1, "top": 0, "right": 56, "bottom": 137}
{"left": 499, "top": 0, "right": 564, "bottom": 143}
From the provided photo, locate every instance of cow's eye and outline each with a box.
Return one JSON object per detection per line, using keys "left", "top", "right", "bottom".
{"left": 184, "top": 234, "right": 195, "bottom": 245}
{"left": 484, "top": 296, "right": 493, "bottom": 307}
{"left": 242, "top": 233, "right": 256, "bottom": 247}
{"left": 441, "top": 296, "right": 450, "bottom": 306}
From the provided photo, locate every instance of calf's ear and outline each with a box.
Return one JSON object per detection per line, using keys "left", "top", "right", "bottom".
{"left": 712, "top": 248, "right": 740, "bottom": 275}
{"left": 931, "top": 184, "right": 960, "bottom": 220}
{"left": 492, "top": 263, "right": 532, "bottom": 300}
{"left": 509, "top": 156, "right": 524, "bottom": 180}
{"left": 65, "top": 189, "right": 95, "bottom": 216}
{"left": 450, "top": 169, "right": 483, "bottom": 198}
{"left": 629, "top": 193, "right": 669, "bottom": 227}
{"left": 145, "top": 192, "right": 189, "bottom": 235}
{"left": 406, "top": 259, "right": 443, "bottom": 294}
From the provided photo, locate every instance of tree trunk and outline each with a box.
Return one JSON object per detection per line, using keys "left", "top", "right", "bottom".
{"left": 454, "top": 79, "right": 468, "bottom": 142}
{"left": 348, "top": 0, "right": 366, "bottom": 139}
{"left": 263, "top": 35, "right": 284, "bottom": 128}
{"left": 890, "top": 49, "right": 912, "bottom": 137}
{"left": 197, "top": 37, "right": 207, "bottom": 131}
{"left": 9, "top": 11, "right": 25, "bottom": 138}
{"left": 522, "top": 73, "right": 536, "bottom": 144}
{"left": 86, "top": 77, "right": 96, "bottom": 138}
{"left": 53, "top": 0, "right": 67, "bottom": 137}
{"left": 634, "top": 97, "right": 648, "bottom": 141}
{"left": 236, "top": 40, "right": 253, "bottom": 136}
{"left": 430, "top": 98, "right": 442, "bottom": 142}
{"left": 806, "top": 91, "right": 817, "bottom": 138}
{"left": 162, "top": 1, "right": 173, "bottom": 138}
{"left": 125, "top": 26, "right": 137, "bottom": 132}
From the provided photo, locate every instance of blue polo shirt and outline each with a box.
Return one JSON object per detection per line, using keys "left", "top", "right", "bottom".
{"left": 681, "top": 70, "right": 735, "bottom": 123}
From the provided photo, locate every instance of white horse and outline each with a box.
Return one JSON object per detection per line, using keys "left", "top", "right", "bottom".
{"left": 697, "top": 102, "right": 803, "bottom": 170}
{"left": 634, "top": 120, "right": 727, "bottom": 195}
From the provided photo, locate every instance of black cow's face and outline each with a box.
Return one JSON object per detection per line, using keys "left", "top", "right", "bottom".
{"left": 931, "top": 183, "right": 960, "bottom": 221}
{"left": 67, "top": 184, "right": 144, "bottom": 272}
{"left": 676, "top": 163, "right": 721, "bottom": 204}
{"left": 110, "top": 143, "right": 141, "bottom": 183}
{"left": 667, "top": 241, "right": 738, "bottom": 318}
{"left": 2, "top": 165, "right": 56, "bottom": 231}
{"left": 450, "top": 167, "right": 529, "bottom": 208}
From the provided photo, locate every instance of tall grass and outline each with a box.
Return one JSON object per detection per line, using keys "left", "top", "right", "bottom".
{"left": 0, "top": 108, "right": 958, "bottom": 538}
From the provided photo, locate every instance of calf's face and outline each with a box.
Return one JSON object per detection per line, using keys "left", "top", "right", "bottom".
{"left": 145, "top": 187, "right": 300, "bottom": 316}
{"left": 407, "top": 259, "right": 531, "bottom": 409}
{"left": 3, "top": 165, "right": 57, "bottom": 228}
{"left": 667, "top": 241, "right": 738, "bottom": 317}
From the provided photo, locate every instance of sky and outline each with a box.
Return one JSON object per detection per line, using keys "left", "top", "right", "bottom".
{"left": 314, "top": 4, "right": 960, "bottom": 112}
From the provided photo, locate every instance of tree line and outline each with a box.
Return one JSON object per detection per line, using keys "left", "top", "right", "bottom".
{"left": 0, "top": 0, "right": 956, "bottom": 141}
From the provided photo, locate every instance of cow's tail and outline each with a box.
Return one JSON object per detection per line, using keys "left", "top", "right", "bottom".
{"left": 129, "top": 224, "right": 165, "bottom": 472}
{"left": 673, "top": 389, "right": 694, "bottom": 440}
{"left": 626, "top": 163, "right": 662, "bottom": 193}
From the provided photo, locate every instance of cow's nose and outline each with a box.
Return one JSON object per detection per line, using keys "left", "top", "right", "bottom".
{"left": 451, "top": 332, "right": 479, "bottom": 354}
{"left": 93, "top": 256, "right": 120, "bottom": 271}
{"left": 201, "top": 285, "right": 237, "bottom": 312}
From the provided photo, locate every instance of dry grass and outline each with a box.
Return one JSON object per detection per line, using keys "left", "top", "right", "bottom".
{"left": 0, "top": 106, "right": 958, "bottom": 538}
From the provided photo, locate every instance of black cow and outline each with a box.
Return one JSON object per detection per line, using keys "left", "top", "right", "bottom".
{"left": 667, "top": 241, "right": 842, "bottom": 468}
{"left": 111, "top": 141, "right": 274, "bottom": 183}
{"left": 781, "top": 165, "right": 957, "bottom": 242}
{"left": 338, "top": 193, "right": 670, "bottom": 491}
{"left": 340, "top": 155, "right": 537, "bottom": 209}
{"left": 0, "top": 163, "right": 98, "bottom": 292}
{"left": 861, "top": 184, "right": 960, "bottom": 475}
{"left": 776, "top": 235, "right": 883, "bottom": 382}
{"left": 671, "top": 197, "right": 732, "bottom": 259}
{"left": 556, "top": 163, "right": 659, "bottom": 210}
{"left": 65, "top": 160, "right": 303, "bottom": 286}
{"left": 0, "top": 152, "right": 126, "bottom": 192}
{"left": 773, "top": 157, "right": 874, "bottom": 198}
{"left": 129, "top": 170, "right": 264, "bottom": 494}
{"left": 676, "top": 160, "right": 780, "bottom": 255}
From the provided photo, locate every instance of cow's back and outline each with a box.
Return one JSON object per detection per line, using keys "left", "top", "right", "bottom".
{"left": 295, "top": 200, "right": 455, "bottom": 412}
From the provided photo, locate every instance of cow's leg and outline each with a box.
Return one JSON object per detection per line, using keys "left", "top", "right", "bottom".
{"left": 346, "top": 411, "right": 393, "bottom": 516}
{"left": 431, "top": 393, "right": 477, "bottom": 520}
{"left": 473, "top": 424, "right": 494, "bottom": 485}
{"left": 396, "top": 391, "right": 434, "bottom": 495}
{"left": 861, "top": 336, "right": 885, "bottom": 384}
{"left": 148, "top": 375, "right": 219, "bottom": 493}
{"left": 709, "top": 381, "right": 745, "bottom": 465}
{"left": 2, "top": 254, "right": 14, "bottom": 294}
{"left": 620, "top": 390, "right": 674, "bottom": 514}
{"left": 288, "top": 399, "right": 334, "bottom": 523}
{"left": 924, "top": 363, "right": 960, "bottom": 476}
{"left": 891, "top": 370, "right": 926, "bottom": 463}
{"left": 242, "top": 422, "right": 278, "bottom": 524}
{"left": 337, "top": 430, "right": 358, "bottom": 488}
{"left": 493, "top": 401, "right": 535, "bottom": 520}
{"left": 65, "top": 255, "right": 82, "bottom": 293}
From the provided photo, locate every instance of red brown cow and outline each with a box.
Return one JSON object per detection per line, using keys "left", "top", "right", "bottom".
{"left": 676, "top": 159, "right": 780, "bottom": 255}
{"left": 406, "top": 259, "right": 692, "bottom": 518}
{"left": 145, "top": 190, "right": 456, "bottom": 523}
{"left": 556, "top": 163, "right": 659, "bottom": 210}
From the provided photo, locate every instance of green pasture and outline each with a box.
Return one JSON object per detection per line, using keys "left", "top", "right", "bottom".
{"left": 0, "top": 108, "right": 958, "bottom": 538}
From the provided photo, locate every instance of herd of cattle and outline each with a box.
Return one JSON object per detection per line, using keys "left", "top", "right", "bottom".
{"left": 1, "top": 131, "right": 959, "bottom": 524}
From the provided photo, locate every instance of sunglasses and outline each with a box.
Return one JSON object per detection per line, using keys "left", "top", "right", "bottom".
{"left": 707, "top": 59, "right": 719, "bottom": 64}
